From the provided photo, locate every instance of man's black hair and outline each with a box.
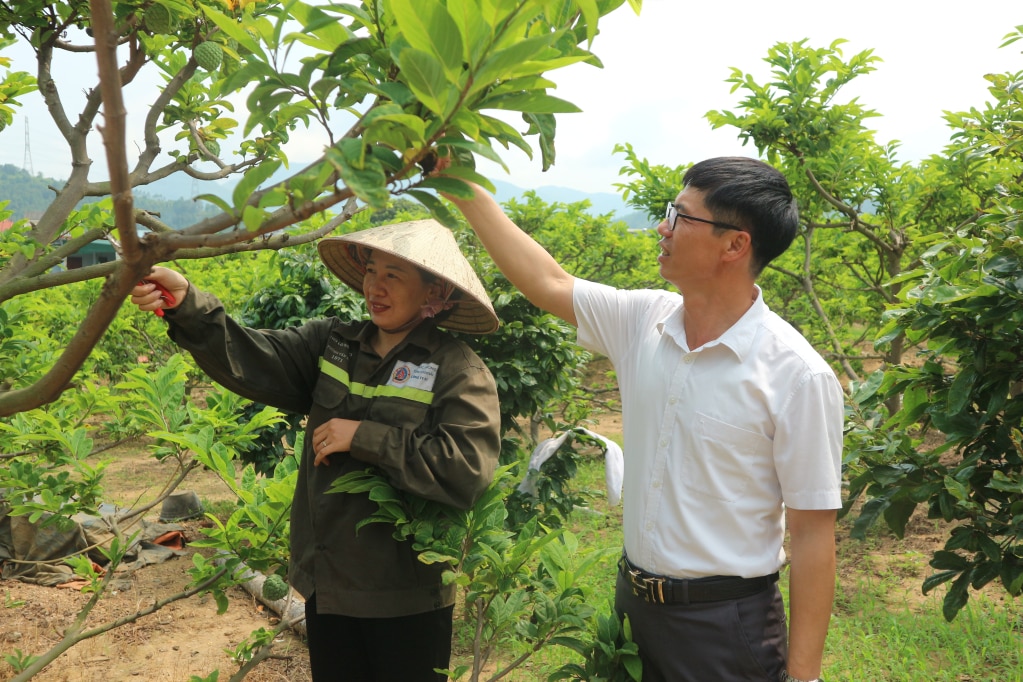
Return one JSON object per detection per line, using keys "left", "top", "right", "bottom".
{"left": 683, "top": 157, "right": 799, "bottom": 275}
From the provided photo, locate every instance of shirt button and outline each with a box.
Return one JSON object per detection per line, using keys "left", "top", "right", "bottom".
{"left": 684, "top": 355, "right": 695, "bottom": 364}
{"left": 669, "top": 397, "right": 677, "bottom": 405}
{"left": 658, "top": 439, "right": 667, "bottom": 448}
{"left": 652, "top": 479, "right": 662, "bottom": 489}
{"left": 645, "top": 521, "right": 654, "bottom": 531}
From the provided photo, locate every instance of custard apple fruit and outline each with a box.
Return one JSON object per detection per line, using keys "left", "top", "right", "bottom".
{"left": 262, "top": 573, "right": 289, "bottom": 601}
{"left": 194, "top": 41, "right": 223, "bottom": 71}
{"left": 143, "top": 4, "right": 173, "bottom": 34}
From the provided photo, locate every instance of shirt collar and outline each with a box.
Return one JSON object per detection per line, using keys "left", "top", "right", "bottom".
{"left": 657, "top": 285, "right": 766, "bottom": 360}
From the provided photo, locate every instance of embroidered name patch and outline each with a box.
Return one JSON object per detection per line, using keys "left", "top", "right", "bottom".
{"left": 387, "top": 361, "right": 439, "bottom": 392}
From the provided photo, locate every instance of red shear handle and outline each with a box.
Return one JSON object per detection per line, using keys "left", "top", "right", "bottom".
{"left": 141, "top": 280, "right": 177, "bottom": 317}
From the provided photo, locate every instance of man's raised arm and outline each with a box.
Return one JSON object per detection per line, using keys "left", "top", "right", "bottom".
{"left": 447, "top": 183, "right": 578, "bottom": 326}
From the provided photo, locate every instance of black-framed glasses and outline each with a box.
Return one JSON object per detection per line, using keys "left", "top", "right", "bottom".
{"left": 664, "top": 202, "right": 743, "bottom": 232}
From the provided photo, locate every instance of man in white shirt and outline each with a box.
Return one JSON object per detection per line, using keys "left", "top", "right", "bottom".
{"left": 446, "top": 156, "right": 843, "bottom": 682}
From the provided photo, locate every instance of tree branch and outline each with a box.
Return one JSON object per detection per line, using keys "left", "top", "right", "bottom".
{"left": 131, "top": 47, "right": 199, "bottom": 178}
{"left": 92, "top": 0, "right": 138, "bottom": 261}
{"left": 801, "top": 163, "right": 892, "bottom": 254}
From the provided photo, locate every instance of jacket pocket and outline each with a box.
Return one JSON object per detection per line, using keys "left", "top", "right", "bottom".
{"left": 365, "top": 395, "right": 430, "bottom": 429}
{"left": 311, "top": 373, "right": 350, "bottom": 412}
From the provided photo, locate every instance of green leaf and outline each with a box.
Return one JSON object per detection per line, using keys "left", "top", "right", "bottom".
{"left": 943, "top": 475, "right": 970, "bottom": 503}
{"left": 436, "top": 136, "right": 507, "bottom": 168}
{"left": 523, "top": 112, "right": 556, "bottom": 170}
{"left": 433, "top": 163, "right": 496, "bottom": 193}
{"left": 393, "top": 47, "right": 457, "bottom": 117}
{"left": 946, "top": 367, "right": 976, "bottom": 415}
{"left": 481, "top": 91, "right": 582, "bottom": 114}
{"left": 406, "top": 189, "right": 461, "bottom": 228}
{"left": 241, "top": 205, "right": 265, "bottom": 233}
{"left": 232, "top": 161, "right": 283, "bottom": 211}
{"left": 572, "top": 0, "right": 601, "bottom": 45}
{"left": 930, "top": 550, "right": 969, "bottom": 571}
{"left": 942, "top": 571, "right": 972, "bottom": 621}
{"left": 882, "top": 497, "right": 916, "bottom": 539}
{"left": 472, "top": 34, "right": 556, "bottom": 89}
{"left": 287, "top": 1, "right": 355, "bottom": 50}
{"left": 363, "top": 108, "right": 427, "bottom": 143}
{"left": 326, "top": 139, "right": 389, "bottom": 208}
{"left": 922, "top": 569, "right": 958, "bottom": 594}
{"left": 624, "top": 653, "right": 643, "bottom": 681}
{"left": 200, "top": 4, "right": 263, "bottom": 55}
{"left": 387, "top": 0, "right": 464, "bottom": 80}
{"left": 988, "top": 470, "right": 1023, "bottom": 493}
{"left": 970, "top": 559, "right": 1000, "bottom": 589}
{"left": 850, "top": 497, "right": 887, "bottom": 540}
{"left": 417, "top": 176, "right": 475, "bottom": 200}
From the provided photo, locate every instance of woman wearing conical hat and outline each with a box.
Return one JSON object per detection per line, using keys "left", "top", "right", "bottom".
{"left": 132, "top": 219, "right": 501, "bottom": 681}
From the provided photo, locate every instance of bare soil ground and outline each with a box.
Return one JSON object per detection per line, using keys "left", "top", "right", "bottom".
{"left": 1, "top": 443, "right": 312, "bottom": 682}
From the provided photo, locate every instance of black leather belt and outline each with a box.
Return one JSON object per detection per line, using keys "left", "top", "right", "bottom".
{"left": 619, "top": 554, "right": 779, "bottom": 605}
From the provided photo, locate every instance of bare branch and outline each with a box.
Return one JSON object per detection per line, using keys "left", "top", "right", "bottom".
{"left": 53, "top": 35, "right": 129, "bottom": 53}
{"left": 133, "top": 57, "right": 200, "bottom": 177}
{"left": 785, "top": 225, "right": 862, "bottom": 382}
{"left": 801, "top": 164, "right": 892, "bottom": 254}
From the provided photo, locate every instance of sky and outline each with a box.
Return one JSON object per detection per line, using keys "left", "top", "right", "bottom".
{"left": 1, "top": 0, "right": 1021, "bottom": 196}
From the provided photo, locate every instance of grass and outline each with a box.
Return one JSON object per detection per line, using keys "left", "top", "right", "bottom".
{"left": 828, "top": 588, "right": 1022, "bottom": 680}
{"left": 828, "top": 541, "right": 1023, "bottom": 681}
{"left": 457, "top": 456, "right": 1023, "bottom": 681}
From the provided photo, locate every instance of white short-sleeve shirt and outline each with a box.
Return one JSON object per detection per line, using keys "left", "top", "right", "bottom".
{"left": 573, "top": 279, "right": 844, "bottom": 579}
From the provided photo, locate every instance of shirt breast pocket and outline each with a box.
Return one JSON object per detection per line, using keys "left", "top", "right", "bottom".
{"left": 682, "top": 412, "right": 772, "bottom": 503}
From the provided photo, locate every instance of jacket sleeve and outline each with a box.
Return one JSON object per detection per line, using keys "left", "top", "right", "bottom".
{"left": 163, "top": 286, "right": 331, "bottom": 415}
{"left": 348, "top": 343, "right": 501, "bottom": 510}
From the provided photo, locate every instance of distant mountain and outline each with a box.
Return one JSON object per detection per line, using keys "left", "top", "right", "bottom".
{"left": 490, "top": 180, "right": 654, "bottom": 230}
{"left": 490, "top": 179, "right": 627, "bottom": 215}
{"left": 141, "top": 170, "right": 654, "bottom": 227}
{"left": 0, "top": 164, "right": 216, "bottom": 227}
{"left": 1, "top": 162, "right": 654, "bottom": 231}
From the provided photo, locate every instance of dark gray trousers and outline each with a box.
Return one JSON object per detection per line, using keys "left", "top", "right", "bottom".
{"left": 615, "top": 571, "right": 787, "bottom": 682}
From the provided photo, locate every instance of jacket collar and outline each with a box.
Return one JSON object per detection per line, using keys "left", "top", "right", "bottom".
{"left": 339, "top": 318, "right": 447, "bottom": 355}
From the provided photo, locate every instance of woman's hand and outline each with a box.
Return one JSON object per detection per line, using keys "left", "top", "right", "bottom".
{"left": 131, "top": 266, "right": 189, "bottom": 314}
{"left": 312, "top": 418, "right": 361, "bottom": 466}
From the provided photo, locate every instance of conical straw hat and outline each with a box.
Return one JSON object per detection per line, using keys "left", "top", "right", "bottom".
{"left": 317, "top": 219, "right": 499, "bottom": 335}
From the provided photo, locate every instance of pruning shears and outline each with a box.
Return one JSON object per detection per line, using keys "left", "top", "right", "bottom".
{"left": 144, "top": 280, "right": 176, "bottom": 317}
{"left": 106, "top": 235, "right": 177, "bottom": 316}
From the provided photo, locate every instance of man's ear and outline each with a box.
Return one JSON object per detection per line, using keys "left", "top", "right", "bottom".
{"left": 722, "top": 230, "right": 752, "bottom": 261}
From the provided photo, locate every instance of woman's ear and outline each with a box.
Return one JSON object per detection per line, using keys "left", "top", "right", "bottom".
{"left": 425, "top": 280, "right": 444, "bottom": 301}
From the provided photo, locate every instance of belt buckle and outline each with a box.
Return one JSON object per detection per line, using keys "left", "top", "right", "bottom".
{"left": 629, "top": 568, "right": 666, "bottom": 604}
